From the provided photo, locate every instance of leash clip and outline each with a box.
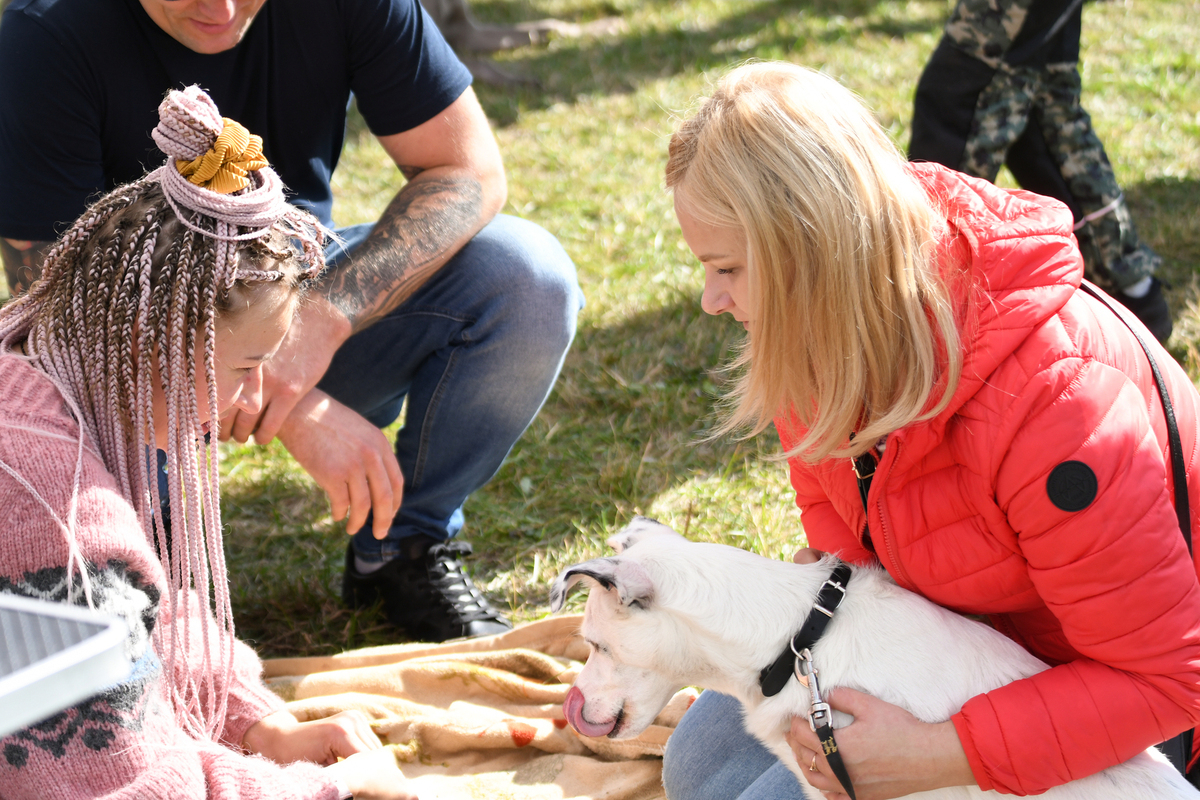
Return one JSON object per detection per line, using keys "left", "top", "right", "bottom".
{"left": 791, "top": 645, "right": 831, "bottom": 731}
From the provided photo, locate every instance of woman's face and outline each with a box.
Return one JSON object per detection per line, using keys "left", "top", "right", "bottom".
{"left": 151, "top": 282, "right": 296, "bottom": 449}
{"left": 675, "top": 195, "right": 753, "bottom": 329}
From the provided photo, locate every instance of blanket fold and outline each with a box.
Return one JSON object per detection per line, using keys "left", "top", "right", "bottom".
{"left": 264, "top": 615, "right": 696, "bottom": 799}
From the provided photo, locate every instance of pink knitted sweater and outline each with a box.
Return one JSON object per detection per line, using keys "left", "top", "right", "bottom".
{"left": 0, "top": 354, "right": 339, "bottom": 800}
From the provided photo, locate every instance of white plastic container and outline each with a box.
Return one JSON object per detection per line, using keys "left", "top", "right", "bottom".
{"left": 0, "top": 592, "right": 130, "bottom": 737}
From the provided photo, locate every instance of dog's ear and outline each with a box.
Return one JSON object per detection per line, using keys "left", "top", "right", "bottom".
{"left": 607, "top": 516, "right": 682, "bottom": 554}
{"left": 549, "top": 557, "right": 656, "bottom": 612}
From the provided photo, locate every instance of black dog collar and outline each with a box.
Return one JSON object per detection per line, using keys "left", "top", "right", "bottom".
{"left": 758, "top": 563, "right": 851, "bottom": 697}
{"left": 757, "top": 563, "right": 857, "bottom": 800}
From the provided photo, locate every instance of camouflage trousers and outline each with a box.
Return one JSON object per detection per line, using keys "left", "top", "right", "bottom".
{"left": 960, "top": 60, "right": 1159, "bottom": 290}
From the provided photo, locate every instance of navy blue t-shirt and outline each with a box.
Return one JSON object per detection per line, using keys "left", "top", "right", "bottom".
{"left": 0, "top": 0, "right": 473, "bottom": 240}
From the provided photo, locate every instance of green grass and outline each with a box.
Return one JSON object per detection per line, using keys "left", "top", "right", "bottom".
{"left": 217, "top": 0, "right": 1200, "bottom": 656}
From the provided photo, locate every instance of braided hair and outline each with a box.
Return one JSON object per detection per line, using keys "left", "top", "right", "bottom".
{"left": 0, "top": 86, "right": 327, "bottom": 739}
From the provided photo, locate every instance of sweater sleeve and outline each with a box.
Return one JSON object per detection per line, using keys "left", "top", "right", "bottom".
{"left": 158, "top": 589, "right": 288, "bottom": 749}
{"left": 952, "top": 355, "right": 1200, "bottom": 795}
{"left": 46, "top": 745, "right": 341, "bottom": 800}
{"left": 0, "top": 361, "right": 341, "bottom": 800}
{"left": 91, "top": 744, "right": 340, "bottom": 800}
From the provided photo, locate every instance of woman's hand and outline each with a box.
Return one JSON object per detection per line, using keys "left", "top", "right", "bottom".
{"left": 793, "top": 547, "right": 825, "bottom": 564}
{"left": 325, "top": 747, "right": 420, "bottom": 800}
{"left": 786, "top": 687, "right": 974, "bottom": 800}
{"left": 242, "top": 710, "right": 383, "bottom": 767}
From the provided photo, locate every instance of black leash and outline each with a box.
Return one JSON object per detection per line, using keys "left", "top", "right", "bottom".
{"left": 759, "top": 564, "right": 857, "bottom": 799}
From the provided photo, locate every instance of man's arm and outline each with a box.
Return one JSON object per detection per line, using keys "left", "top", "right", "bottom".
{"left": 224, "top": 86, "right": 506, "bottom": 538}
{"left": 325, "top": 85, "right": 506, "bottom": 335}
{"left": 233, "top": 85, "right": 505, "bottom": 440}
{"left": 1, "top": 238, "right": 53, "bottom": 296}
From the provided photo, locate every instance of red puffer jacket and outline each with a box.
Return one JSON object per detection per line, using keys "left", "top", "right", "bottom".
{"left": 775, "top": 163, "right": 1200, "bottom": 795}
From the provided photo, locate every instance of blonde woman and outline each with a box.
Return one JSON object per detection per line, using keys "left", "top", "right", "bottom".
{"left": 660, "top": 62, "right": 1200, "bottom": 799}
{"left": 0, "top": 88, "right": 414, "bottom": 799}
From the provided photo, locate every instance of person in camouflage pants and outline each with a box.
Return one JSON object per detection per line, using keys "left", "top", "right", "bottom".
{"left": 909, "top": 0, "right": 1171, "bottom": 341}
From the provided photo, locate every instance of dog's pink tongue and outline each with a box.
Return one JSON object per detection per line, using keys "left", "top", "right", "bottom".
{"left": 563, "top": 687, "right": 617, "bottom": 737}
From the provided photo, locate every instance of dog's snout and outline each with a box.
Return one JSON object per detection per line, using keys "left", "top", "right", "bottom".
{"left": 563, "top": 686, "right": 620, "bottom": 738}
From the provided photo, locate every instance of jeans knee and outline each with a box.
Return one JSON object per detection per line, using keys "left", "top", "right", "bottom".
{"left": 662, "top": 735, "right": 694, "bottom": 799}
{"left": 661, "top": 691, "right": 784, "bottom": 800}
{"left": 661, "top": 693, "right": 716, "bottom": 799}
{"left": 483, "top": 216, "right": 582, "bottom": 352}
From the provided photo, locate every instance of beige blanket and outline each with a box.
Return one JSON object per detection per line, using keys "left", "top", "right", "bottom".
{"left": 263, "top": 615, "right": 697, "bottom": 800}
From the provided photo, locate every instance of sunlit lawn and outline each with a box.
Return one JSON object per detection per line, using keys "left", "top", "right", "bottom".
{"left": 209, "top": 0, "right": 1200, "bottom": 656}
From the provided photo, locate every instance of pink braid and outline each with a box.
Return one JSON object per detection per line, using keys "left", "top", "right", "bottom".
{"left": 151, "top": 86, "right": 328, "bottom": 279}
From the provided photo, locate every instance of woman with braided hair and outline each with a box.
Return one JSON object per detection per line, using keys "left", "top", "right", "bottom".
{"left": 0, "top": 87, "right": 415, "bottom": 799}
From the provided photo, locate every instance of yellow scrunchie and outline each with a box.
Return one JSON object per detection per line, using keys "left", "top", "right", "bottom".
{"left": 175, "top": 118, "right": 268, "bottom": 195}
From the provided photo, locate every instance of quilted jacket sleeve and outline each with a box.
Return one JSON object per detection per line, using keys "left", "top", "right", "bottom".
{"left": 775, "top": 419, "right": 877, "bottom": 564}
{"left": 788, "top": 462, "right": 877, "bottom": 565}
{"left": 952, "top": 351, "right": 1200, "bottom": 795}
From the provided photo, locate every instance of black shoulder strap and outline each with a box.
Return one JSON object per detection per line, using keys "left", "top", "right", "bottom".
{"left": 1079, "top": 281, "right": 1191, "bottom": 554}
{"left": 849, "top": 433, "right": 878, "bottom": 554}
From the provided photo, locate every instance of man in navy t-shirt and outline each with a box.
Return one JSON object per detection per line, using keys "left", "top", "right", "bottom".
{"left": 0, "top": 0, "right": 583, "bottom": 642}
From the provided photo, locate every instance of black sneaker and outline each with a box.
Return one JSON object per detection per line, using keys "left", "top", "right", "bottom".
{"left": 1114, "top": 277, "right": 1173, "bottom": 343}
{"left": 342, "top": 541, "right": 513, "bottom": 642}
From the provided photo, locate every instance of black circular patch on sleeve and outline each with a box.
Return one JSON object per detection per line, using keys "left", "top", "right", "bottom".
{"left": 1046, "top": 461, "right": 1098, "bottom": 512}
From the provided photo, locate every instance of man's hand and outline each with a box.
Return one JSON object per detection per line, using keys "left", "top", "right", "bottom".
{"left": 222, "top": 89, "right": 503, "bottom": 446}
{"left": 223, "top": 294, "right": 352, "bottom": 445}
{"left": 787, "top": 687, "right": 974, "bottom": 800}
{"left": 275, "top": 389, "right": 403, "bottom": 539}
{"left": 242, "top": 710, "right": 382, "bottom": 766}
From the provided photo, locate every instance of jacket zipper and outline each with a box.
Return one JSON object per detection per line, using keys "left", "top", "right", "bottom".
{"left": 865, "top": 438, "right": 915, "bottom": 591}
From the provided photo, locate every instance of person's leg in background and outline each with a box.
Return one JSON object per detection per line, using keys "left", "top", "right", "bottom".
{"left": 1003, "top": 110, "right": 1081, "bottom": 218}
{"left": 909, "top": 37, "right": 1003, "bottom": 172}
{"left": 911, "top": 0, "right": 1172, "bottom": 341}
{"left": 320, "top": 214, "right": 583, "bottom": 641}
{"left": 1030, "top": 61, "right": 1170, "bottom": 339}
{"left": 662, "top": 691, "right": 810, "bottom": 800}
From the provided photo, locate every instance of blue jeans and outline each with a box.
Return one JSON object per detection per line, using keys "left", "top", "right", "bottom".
{"left": 663, "top": 691, "right": 809, "bottom": 800}
{"left": 316, "top": 214, "right": 582, "bottom": 562}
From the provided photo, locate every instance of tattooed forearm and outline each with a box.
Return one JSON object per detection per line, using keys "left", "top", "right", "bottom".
{"left": 324, "top": 171, "right": 483, "bottom": 333}
{"left": 1, "top": 238, "right": 53, "bottom": 296}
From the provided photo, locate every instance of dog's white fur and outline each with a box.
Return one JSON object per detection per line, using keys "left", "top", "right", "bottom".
{"left": 550, "top": 517, "right": 1199, "bottom": 799}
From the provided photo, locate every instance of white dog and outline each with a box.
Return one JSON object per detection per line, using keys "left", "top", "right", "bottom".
{"left": 549, "top": 517, "right": 1200, "bottom": 799}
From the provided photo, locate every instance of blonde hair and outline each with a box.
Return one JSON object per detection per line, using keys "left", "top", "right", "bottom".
{"left": 666, "top": 62, "right": 961, "bottom": 462}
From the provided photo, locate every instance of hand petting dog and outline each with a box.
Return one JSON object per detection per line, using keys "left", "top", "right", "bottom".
{"left": 787, "top": 547, "right": 974, "bottom": 799}
{"left": 787, "top": 687, "right": 972, "bottom": 800}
